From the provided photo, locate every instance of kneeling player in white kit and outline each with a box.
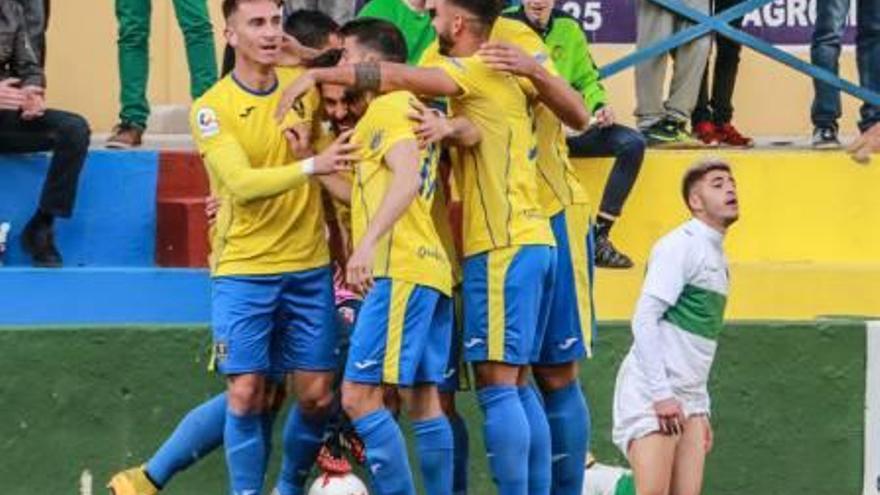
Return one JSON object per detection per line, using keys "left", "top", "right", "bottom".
{"left": 612, "top": 159, "right": 739, "bottom": 495}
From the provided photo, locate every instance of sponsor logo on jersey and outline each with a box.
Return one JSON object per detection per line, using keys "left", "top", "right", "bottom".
{"left": 197, "top": 107, "right": 220, "bottom": 137}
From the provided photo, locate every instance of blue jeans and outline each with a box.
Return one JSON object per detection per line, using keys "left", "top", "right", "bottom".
{"left": 811, "top": 0, "right": 880, "bottom": 131}
{"left": 566, "top": 124, "right": 646, "bottom": 218}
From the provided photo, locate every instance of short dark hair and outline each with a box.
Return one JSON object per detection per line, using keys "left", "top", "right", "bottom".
{"left": 340, "top": 18, "right": 408, "bottom": 64}
{"left": 681, "top": 158, "right": 732, "bottom": 208}
{"left": 222, "top": 0, "right": 281, "bottom": 20}
{"left": 284, "top": 10, "right": 339, "bottom": 49}
{"left": 306, "top": 48, "right": 344, "bottom": 69}
{"left": 446, "top": 0, "right": 504, "bottom": 29}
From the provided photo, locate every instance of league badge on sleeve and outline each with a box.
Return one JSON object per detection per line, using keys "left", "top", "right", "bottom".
{"left": 197, "top": 107, "right": 220, "bottom": 138}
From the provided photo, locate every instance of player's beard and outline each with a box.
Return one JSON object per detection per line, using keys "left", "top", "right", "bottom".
{"left": 437, "top": 31, "right": 455, "bottom": 56}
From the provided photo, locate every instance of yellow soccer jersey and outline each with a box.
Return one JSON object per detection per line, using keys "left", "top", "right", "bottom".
{"left": 350, "top": 91, "right": 452, "bottom": 295}
{"left": 533, "top": 103, "right": 590, "bottom": 216}
{"left": 191, "top": 67, "right": 328, "bottom": 277}
{"left": 422, "top": 54, "right": 554, "bottom": 256}
{"left": 421, "top": 18, "right": 590, "bottom": 217}
{"left": 432, "top": 177, "right": 463, "bottom": 287}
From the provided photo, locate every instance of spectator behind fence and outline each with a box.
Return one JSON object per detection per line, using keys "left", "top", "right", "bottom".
{"left": 285, "top": 0, "right": 356, "bottom": 24}
{"left": 634, "top": 0, "right": 711, "bottom": 147}
{"left": 0, "top": 1, "right": 91, "bottom": 267}
{"left": 691, "top": 0, "right": 752, "bottom": 147}
{"left": 106, "top": 0, "right": 217, "bottom": 149}
{"left": 504, "top": 0, "right": 645, "bottom": 269}
{"left": 811, "top": 0, "right": 880, "bottom": 150}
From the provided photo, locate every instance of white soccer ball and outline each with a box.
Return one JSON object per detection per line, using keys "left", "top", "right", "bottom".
{"left": 307, "top": 473, "right": 370, "bottom": 495}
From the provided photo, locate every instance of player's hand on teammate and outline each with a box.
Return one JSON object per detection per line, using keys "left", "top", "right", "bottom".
{"left": 281, "top": 33, "right": 321, "bottom": 63}
{"left": 205, "top": 196, "right": 221, "bottom": 225}
{"left": 275, "top": 71, "right": 317, "bottom": 123}
{"left": 313, "top": 129, "right": 359, "bottom": 175}
{"left": 284, "top": 123, "right": 314, "bottom": 159}
{"left": 848, "top": 122, "right": 880, "bottom": 164}
{"left": 477, "top": 41, "right": 540, "bottom": 78}
{"left": 594, "top": 105, "right": 615, "bottom": 128}
{"left": 408, "top": 98, "right": 451, "bottom": 149}
{"left": 346, "top": 242, "right": 375, "bottom": 295}
{"left": 653, "top": 397, "right": 686, "bottom": 436}
{"left": 0, "top": 78, "right": 25, "bottom": 111}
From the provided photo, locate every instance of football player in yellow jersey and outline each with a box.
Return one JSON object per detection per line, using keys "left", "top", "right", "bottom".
{"left": 275, "top": 2, "right": 591, "bottom": 495}
{"left": 314, "top": 20, "right": 458, "bottom": 495}
{"left": 190, "top": 2, "right": 359, "bottom": 495}
{"left": 417, "top": 14, "right": 598, "bottom": 495}
{"left": 107, "top": 7, "right": 353, "bottom": 495}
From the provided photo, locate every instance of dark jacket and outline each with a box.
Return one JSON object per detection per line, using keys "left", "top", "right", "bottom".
{"left": 0, "top": 0, "right": 44, "bottom": 87}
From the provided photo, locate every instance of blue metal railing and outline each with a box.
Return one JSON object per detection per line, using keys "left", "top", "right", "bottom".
{"left": 598, "top": 0, "right": 880, "bottom": 108}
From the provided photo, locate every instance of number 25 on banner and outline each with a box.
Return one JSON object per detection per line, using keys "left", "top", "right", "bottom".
{"left": 561, "top": 1, "right": 603, "bottom": 31}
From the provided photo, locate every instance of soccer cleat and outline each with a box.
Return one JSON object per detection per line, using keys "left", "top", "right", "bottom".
{"left": 107, "top": 466, "right": 159, "bottom": 495}
{"left": 716, "top": 123, "right": 754, "bottom": 148}
{"left": 106, "top": 122, "right": 145, "bottom": 149}
{"left": 692, "top": 121, "right": 720, "bottom": 146}
{"left": 812, "top": 125, "right": 841, "bottom": 149}
{"left": 595, "top": 235, "right": 634, "bottom": 269}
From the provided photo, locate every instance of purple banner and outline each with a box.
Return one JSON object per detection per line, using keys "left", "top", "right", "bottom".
{"left": 556, "top": 0, "right": 857, "bottom": 45}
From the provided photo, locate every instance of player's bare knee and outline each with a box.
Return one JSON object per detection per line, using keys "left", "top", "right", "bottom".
{"left": 227, "top": 374, "right": 265, "bottom": 414}
{"left": 404, "top": 384, "right": 442, "bottom": 421}
{"left": 341, "top": 381, "right": 383, "bottom": 420}
{"left": 299, "top": 389, "right": 334, "bottom": 418}
{"left": 474, "top": 362, "right": 520, "bottom": 388}
{"left": 439, "top": 391, "right": 456, "bottom": 416}
{"left": 533, "top": 362, "right": 579, "bottom": 392}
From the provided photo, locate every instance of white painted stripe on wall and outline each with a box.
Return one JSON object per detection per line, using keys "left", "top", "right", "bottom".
{"left": 864, "top": 322, "right": 880, "bottom": 495}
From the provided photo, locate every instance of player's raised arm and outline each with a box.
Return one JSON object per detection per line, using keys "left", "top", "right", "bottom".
{"left": 478, "top": 41, "right": 590, "bottom": 131}
{"left": 346, "top": 139, "right": 422, "bottom": 293}
{"left": 198, "top": 119, "right": 357, "bottom": 203}
{"left": 275, "top": 63, "right": 462, "bottom": 122}
{"left": 408, "top": 98, "right": 481, "bottom": 148}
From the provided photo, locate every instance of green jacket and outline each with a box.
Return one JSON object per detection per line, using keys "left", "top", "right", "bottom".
{"left": 502, "top": 6, "right": 607, "bottom": 113}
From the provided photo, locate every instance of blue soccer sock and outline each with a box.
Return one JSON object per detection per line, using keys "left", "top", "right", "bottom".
{"left": 353, "top": 408, "right": 416, "bottom": 495}
{"left": 542, "top": 381, "right": 590, "bottom": 495}
{"left": 225, "top": 409, "right": 267, "bottom": 495}
{"left": 519, "top": 384, "right": 551, "bottom": 495}
{"left": 274, "top": 405, "right": 329, "bottom": 495}
{"left": 145, "top": 392, "right": 227, "bottom": 488}
{"left": 412, "top": 415, "right": 454, "bottom": 495}
{"left": 477, "top": 386, "right": 530, "bottom": 495}
{"left": 448, "top": 412, "right": 469, "bottom": 495}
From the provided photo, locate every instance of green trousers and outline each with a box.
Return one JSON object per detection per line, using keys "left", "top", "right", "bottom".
{"left": 115, "top": 0, "right": 217, "bottom": 128}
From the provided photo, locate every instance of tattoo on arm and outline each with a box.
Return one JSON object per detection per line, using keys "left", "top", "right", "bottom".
{"left": 354, "top": 62, "right": 381, "bottom": 92}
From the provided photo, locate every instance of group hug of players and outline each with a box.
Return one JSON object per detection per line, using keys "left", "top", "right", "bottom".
{"left": 109, "top": 1, "right": 741, "bottom": 495}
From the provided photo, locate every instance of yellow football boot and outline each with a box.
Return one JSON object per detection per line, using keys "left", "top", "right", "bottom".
{"left": 107, "top": 466, "right": 158, "bottom": 495}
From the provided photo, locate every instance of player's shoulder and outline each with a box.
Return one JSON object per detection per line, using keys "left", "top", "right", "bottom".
{"left": 371, "top": 90, "right": 417, "bottom": 111}
{"left": 276, "top": 65, "right": 307, "bottom": 85}
{"left": 492, "top": 16, "right": 542, "bottom": 44}
{"left": 192, "top": 76, "right": 235, "bottom": 115}
{"left": 650, "top": 221, "right": 694, "bottom": 258}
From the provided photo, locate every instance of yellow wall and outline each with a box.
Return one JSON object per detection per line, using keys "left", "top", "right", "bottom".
{"left": 45, "top": 2, "right": 864, "bottom": 135}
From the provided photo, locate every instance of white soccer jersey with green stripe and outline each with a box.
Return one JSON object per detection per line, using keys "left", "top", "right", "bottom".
{"left": 642, "top": 218, "right": 729, "bottom": 394}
